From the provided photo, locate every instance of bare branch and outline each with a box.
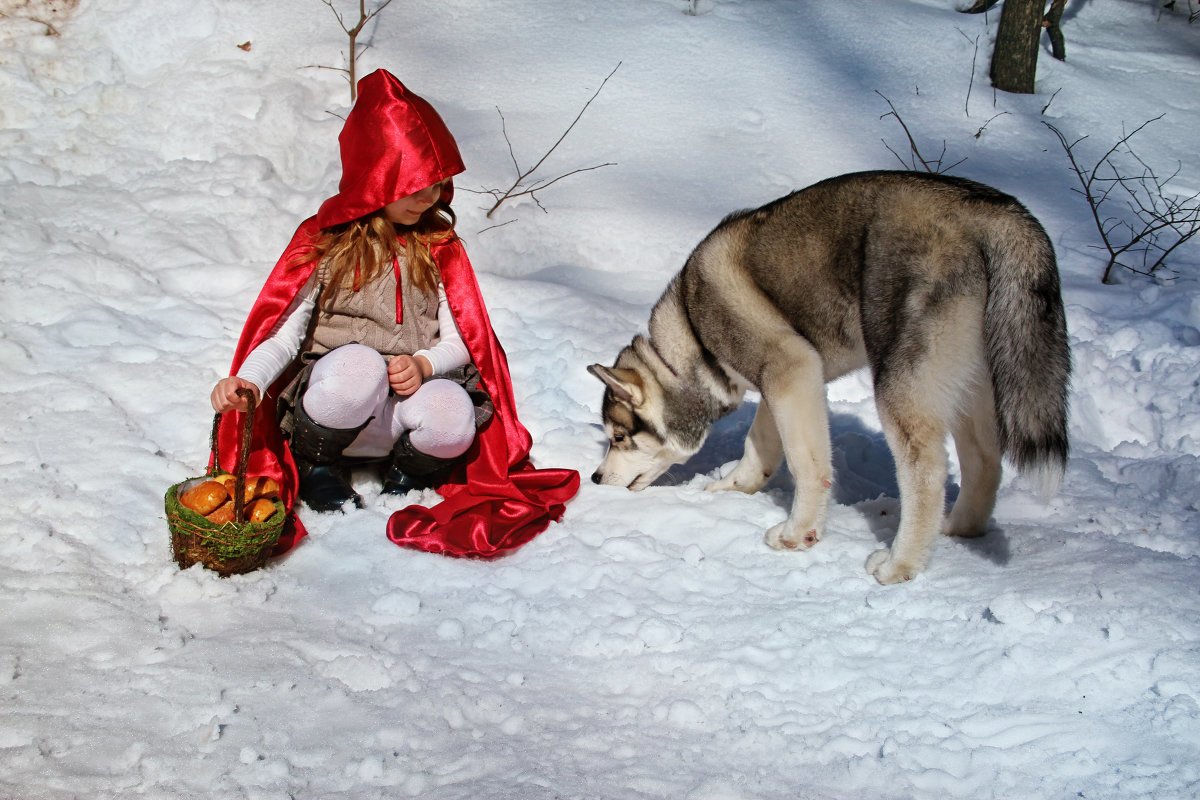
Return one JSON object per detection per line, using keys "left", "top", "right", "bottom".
{"left": 319, "top": 0, "right": 349, "bottom": 32}
{"left": 1041, "top": 88, "right": 1060, "bottom": 115}
{"left": 0, "top": 11, "right": 62, "bottom": 35}
{"left": 876, "top": 91, "right": 966, "bottom": 174}
{"left": 488, "top": 163, "right": 617, "bottom": 212}
{"left": 476, "top": 218, "right": 519, "bottom": 235}
{"left": 1045, "top": 117, "right": 1200, "bottom": 283}
{"left": 311, "top": 0, "right": 395, "bottom": 102}
{"left": 974, "top": 111, "right": 1009, "bottom": 139}
{"left": 956, "top": 27, "right": 981, "bottom": 117}
{"left": 481, "top": 63, "right": 622, "bottom": 219}
{"left": 495, "top": 107, "right": 522, "bottom": 177}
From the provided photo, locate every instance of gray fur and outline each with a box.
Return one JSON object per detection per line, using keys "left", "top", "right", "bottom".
{"left": 590, "top": 171, "right": 1071, "bottom": 584}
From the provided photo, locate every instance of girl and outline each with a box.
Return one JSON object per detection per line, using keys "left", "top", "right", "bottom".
{"left": 209, "top": 70, "right": 579, "bottom": 558}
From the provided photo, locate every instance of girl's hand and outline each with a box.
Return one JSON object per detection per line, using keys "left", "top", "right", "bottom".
{"left": 388, "top": 354, "right": 432, "bottom": 396}
{"left": 211, "top": 376, "right": 261, "bottom": 413}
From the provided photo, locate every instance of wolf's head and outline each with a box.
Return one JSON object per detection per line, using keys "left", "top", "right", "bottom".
{"left": 588, "top": 335, "right": 710, "bottom": 491}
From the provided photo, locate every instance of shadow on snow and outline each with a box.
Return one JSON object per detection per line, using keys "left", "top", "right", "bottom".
{"left": 659, "top": 401, "right": 1012, "bottom": 567}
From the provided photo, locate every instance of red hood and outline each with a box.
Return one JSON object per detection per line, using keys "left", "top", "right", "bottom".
{"left": 316, "top": 70, "right": 465, "bottom": 229}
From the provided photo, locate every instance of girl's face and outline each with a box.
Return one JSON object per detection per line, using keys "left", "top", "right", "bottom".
{"left": 383, "top": 180, "right": 447, "bottom": 226}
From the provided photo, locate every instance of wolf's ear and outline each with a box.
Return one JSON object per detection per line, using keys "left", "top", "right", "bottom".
{"left": 588, "top": 364, "right": 644, "bottom": 407}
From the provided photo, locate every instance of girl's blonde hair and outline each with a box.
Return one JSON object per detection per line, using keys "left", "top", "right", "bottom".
{"left": 301, "top": 194, "right": 458, "bottom": 311}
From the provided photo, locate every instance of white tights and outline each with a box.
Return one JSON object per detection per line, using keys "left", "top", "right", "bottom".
{"left": 300, "top": 344, "right": 476, "bottom": 460}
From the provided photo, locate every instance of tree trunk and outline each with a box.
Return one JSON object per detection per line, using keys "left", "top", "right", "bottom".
{"left": 1045, "top": 0, "right": 1066, "bottom": 61}
{"left": 990, "top": 0, "right": 1043, "bottom": 94}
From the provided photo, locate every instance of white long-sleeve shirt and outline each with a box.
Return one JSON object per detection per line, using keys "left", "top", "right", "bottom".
{"left": 235, "top": 272, "right": 471, "bottom": 394}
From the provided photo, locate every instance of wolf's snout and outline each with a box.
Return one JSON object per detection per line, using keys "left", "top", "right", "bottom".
{"left": 591, "top": 469, "right": 637, "bottom": 489}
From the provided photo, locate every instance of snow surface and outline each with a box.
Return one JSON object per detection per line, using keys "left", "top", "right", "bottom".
{"left": 2, "top": 0, "right": 1199, "bottom": 798}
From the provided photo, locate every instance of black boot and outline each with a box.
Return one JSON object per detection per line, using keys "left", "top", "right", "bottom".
{"left": 289, "top": 402, "right": 366, "bottom": 513}
{"left": 380, "top": 431, "right": 459, "bottom": 495}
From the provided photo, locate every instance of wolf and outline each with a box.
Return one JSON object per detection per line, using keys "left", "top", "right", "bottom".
{"left": 588, "top": 171, "right": 1070, "bottom": 584}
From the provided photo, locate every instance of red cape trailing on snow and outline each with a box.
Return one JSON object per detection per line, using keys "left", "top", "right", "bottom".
{"left": 211, "top": 70, "right": 579, "bottom": 558}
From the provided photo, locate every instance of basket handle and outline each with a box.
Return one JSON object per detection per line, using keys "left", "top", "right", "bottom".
{"left": 207, "top": 388, "right": 257, "bottom": 525}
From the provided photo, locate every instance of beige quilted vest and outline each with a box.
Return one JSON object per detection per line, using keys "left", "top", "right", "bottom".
{"left": 308, "top": 257, "right": 440, "bottom": 358}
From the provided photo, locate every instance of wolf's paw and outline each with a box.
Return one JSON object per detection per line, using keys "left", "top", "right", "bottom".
{"left": 865, "top": 548, "right": 919, "bottom": 584}
{"left": 941, "top": 515, "right": 989, "bottom": 539}
{"left": 765, "top": 521, "right": 821, "bottom": 551}
{"left": 707, "top": 465, "right": 770, "bottom": 495}
{"left": 705, "top": 475, "right": 739, "bottom": 493}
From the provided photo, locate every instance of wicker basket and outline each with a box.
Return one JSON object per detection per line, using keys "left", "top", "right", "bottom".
{"left": 165, "top": 390, "right": 285, "bottom": 577}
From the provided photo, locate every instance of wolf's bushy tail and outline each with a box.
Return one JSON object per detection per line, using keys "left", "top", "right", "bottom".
{"left": 983, "top": 209, "right": 1071, "bottom": 495}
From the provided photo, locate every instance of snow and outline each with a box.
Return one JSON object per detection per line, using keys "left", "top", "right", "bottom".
{"left": 2, "top": 0, "right": 1199, "bottom": 797}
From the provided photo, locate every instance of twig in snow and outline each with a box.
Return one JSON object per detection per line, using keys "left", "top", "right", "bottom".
{"left": 312, "top": 0, "right": 395, "bottom": 103}
{"left": 876, "top": 91, "right": 967, "bottom": 174}
{"left": 957, "top": 27, "right": 981, "bottom": 117}
{"left": 0, "top": 11, "right": 62, "bottom": 35}
{"left": 1045, "top": 116, "right": 1200, "bottom": 284}
{"left": 472, "top": 63, "right": 621, "bottom": 219}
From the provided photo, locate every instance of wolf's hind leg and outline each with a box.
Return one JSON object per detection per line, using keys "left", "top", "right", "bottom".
{"left": 707, "top": 402, "right": 783, "bottom": 495}
{"left": 943, "top": 384, "right": 1001, "bottom": 538}
{"left": 866, "top": 296, "right": 986, "bottom": 583}
{"left": 866, "top": 405, "right": 950, "bottom": 584}
{"left": 757, "top": 341, "right": 833, "bottom": 551}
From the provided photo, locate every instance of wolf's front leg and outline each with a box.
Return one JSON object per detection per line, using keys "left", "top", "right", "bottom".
{"left": 758, "top": 354, "right": 833, "bottom": 551}
{"left": 707, "top": 402, "right": 783, "bottom": 495}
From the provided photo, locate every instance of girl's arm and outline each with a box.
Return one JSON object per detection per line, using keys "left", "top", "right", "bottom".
{"left": 414, "top": 284, "right": 471, "bottom": 375}
{"left": 210, "top": 274, "right": 318, "bottom": 412}
{"left": 390, "top": 285, "right": 471, "bottom": 396}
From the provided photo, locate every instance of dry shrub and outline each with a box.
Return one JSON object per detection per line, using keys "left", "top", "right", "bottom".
{"left": 0, "top": 0, "right": 78, "bottom": 35}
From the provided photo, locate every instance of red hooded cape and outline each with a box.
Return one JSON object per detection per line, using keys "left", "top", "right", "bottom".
{"left": 212, "top": 71, "right": 579, "bottom": 558}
